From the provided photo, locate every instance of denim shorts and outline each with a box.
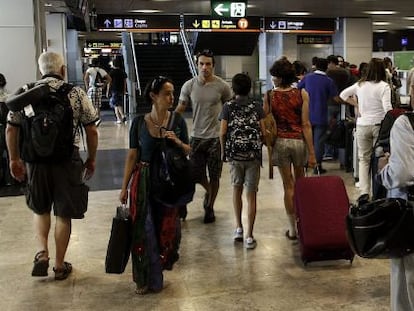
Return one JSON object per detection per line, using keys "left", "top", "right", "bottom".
{"left": 273, "top": 138, "right": 307, "bottom": 167}
{"left": 229, "top": 160, "right": 261, "bottom": 192}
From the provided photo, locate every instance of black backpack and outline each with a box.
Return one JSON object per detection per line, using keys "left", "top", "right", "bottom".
{"left": 225, "top": 100, "right": 262, "bottom": 161}
{"left": 7, "top": 83, "right": 75, "bottom": 163}
{"left": 148, "top": 112, "right": 195, "bottom": 206}
{"left": 94, "top": 70, "right": 104, "bottom": 87}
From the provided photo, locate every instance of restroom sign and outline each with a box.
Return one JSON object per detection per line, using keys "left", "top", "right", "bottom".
{"left": 211, "top": 1, "right": 247, "bottom": 18}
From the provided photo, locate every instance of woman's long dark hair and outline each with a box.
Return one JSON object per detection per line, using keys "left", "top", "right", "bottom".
{"left": 359, "top": 58, "right": 386, "bottom": 84}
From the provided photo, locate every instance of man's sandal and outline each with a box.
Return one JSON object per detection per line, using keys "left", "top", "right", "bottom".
{"left": 32, "top": 250, "right": 49, "bottom": 277}
{"left": 53, "top": 262, "right": 72, "bottom": 280}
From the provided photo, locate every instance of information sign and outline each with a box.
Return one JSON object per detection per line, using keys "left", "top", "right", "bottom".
{"left": 184, "top": 15, "right": 260, "bottom": 32}
{"left": 264, "top": 18, "right": 335, "bottom": 34}
{"left": 211, "top": 1, "right": 247, "bottom": 18}
{"left": 97, "top": 14, "right": 180, "bottom": 32}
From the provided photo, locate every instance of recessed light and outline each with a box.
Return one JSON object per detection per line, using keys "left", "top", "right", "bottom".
{"left": 281, "top": 12, "right": 312, "bottom": 16}
{"left": 363, "top": 11, "right": 398, "bottom": 15}
{"left": 373, "top": 21, "right": 391, "bottom": 26}
{"left": 44, "top": 3, "right": 52, "bottom": 7}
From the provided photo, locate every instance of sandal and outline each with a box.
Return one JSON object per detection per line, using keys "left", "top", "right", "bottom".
{"left": 285, "top": 230, "right": 298, "bottom": 241}
{"left": 32, "top": 250, "right": 49, "bottom": 277}
{"left": 53, "top": 262, "right": 72, "bottom": 280}
{"left": 135, "top": 285, "right": 149, "bottom": 295}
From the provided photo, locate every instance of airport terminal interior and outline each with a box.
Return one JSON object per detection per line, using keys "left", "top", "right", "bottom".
{"left": 3, "top": 0, "right": 414, "bottom": 310}
{"left": 0, "top": 111, "right": 390, "bottom": 311}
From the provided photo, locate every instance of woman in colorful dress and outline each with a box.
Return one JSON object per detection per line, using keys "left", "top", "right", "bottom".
{"left": 119, "top": 76, "right": 191, "bottom": 294}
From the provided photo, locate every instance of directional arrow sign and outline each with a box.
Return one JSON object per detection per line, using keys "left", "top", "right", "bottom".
{"left": 214, "top": 3, "right": 229, "bottom": 16}
{"left": 211, "top": 1, "right": 247, "bottom": 18}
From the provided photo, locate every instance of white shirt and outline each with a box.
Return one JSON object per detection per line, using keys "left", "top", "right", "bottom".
{"left": 340, "top": 81, "right": 392, "bottom": 126}
{"left": 380, "top": 114, "right": 414, "bottom": 199}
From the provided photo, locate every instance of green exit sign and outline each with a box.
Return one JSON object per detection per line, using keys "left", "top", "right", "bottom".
{"left": 211, "top": 1, "right": 247, "bottom": 18}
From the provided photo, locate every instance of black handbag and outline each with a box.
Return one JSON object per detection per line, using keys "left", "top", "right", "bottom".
{"left": 105, "top": 205, "right": 132, "bottom": 274}
{"left": 346, "top": 198, "right": 414, "bottom": 259}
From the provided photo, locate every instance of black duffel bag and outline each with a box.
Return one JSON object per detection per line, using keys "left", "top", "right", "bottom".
{"left": 346, "top": 198, "right": 414, "bottom": 259}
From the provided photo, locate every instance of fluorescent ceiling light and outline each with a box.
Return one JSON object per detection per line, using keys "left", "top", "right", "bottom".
{"left": 373, "top": 29, "right": 388, "bottom": 33}
{"left": 281, "top": 12, "right": 312, "bottom": 16}
{"left": 44, "top": 3, "right": 52, "bottom": 6}
{"left": 129, "top": 9, "right": 163, "bottom": 13}
{"left": 407, "top": 26, "right": 414, "bottom": 29}
{"left": 404, "top": 17, "right": 414, "bottom": 20}
{"left": 363, "top": 11, "right": 398, "bottom": 15}
{"left": 373, "top": 21, "right": 391, "bottom": 26}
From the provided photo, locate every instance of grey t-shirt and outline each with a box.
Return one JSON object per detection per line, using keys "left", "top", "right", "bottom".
{"left": 179, "top": 75, "right": 232, "bottom": 139}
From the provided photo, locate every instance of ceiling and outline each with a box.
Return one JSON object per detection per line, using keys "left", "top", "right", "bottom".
{"left": 45, "top": 0, "right": 414, "bottom": 37}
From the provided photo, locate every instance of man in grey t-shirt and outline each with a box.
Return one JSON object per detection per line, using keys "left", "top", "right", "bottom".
{"left": 176, "top": 50, "right": 232, "bottom": 223}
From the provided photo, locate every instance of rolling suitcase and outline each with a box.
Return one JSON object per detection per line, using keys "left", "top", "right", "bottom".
{"left": 294, "top": 175, "right": 354, "bottom": 265}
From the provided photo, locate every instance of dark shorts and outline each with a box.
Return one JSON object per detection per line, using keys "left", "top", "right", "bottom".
{"left": 25, "top": 148, "right": 89, "bottom": 219}
{"left": 110, "top": 94, "right": 123, "bottom": 108}
{"left": 190, "top": 137, "right": 222, "bottom": 183}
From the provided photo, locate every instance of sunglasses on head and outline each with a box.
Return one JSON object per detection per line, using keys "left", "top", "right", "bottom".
{"left": 151, "top": 75, "right": 168, "bottom": 91}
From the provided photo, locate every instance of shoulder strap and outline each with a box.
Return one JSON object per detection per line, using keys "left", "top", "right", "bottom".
{"left": 404, "top": 112, "right": 414, "bottom": 131}
{"left": 266, "top": 89, "right": 273, "bottom": 114}
{"left": 166, "top": 111, "right": 180, "bottom": 131}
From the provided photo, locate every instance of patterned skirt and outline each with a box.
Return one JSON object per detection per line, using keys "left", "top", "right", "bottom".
{"left": 129, "top": 164, "right": 181, "bottom": 291}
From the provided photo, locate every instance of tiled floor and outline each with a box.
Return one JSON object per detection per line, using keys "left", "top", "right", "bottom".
{"left": 0, "top": 112, "right": 391, "bottom": 311}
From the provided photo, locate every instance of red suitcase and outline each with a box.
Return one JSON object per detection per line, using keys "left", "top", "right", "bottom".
{"left": 294, "top": 175, "right": 354, "bottom": 265}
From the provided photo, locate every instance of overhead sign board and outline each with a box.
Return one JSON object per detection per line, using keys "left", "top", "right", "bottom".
{"left": 184, "top": 15, "right": 260, "bottom": 32}
{"left": 97, "top": 14, "right": 180, "bottom": 32}
{"left": 297, "top": 35, "right": 332, "bottom": 44}
{"left": 86, "top": 41, "right": 122, "bottom": 49}
{"left": 264, "top": 18, "right": 335, "bottom": 34}
{"left": 211, "top": 1, "right": 247, "bottom": 18}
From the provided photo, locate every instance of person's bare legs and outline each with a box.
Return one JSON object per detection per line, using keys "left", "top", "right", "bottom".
{"left": 34, "top": 213, "right": 51, "bottom": 258}
{"left": 245, "top": 190, "right": 257, "bottom": 239}
{"left": 233, "top": 185, "right": 243, "bottom": 230}
{"left": 54, "top": 216, "right": 71, "bottom": 270}
{"left": 278, "top": 165, "right": 297, "bottom": 237}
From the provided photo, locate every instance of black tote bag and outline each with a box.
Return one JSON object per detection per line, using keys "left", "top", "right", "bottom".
{"left": 105, "top": 205, "right": 132, "bottom": 274}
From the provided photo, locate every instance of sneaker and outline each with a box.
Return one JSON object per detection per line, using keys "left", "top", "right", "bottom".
{"left": 245, "top": 237, "right": 257, "bottom": 249}
{"left": 116, "top": 120, "right": 122, "bottom": 124}
{"left": 122, "top": 117, "right": 127, "bottom": 123}
{"left": 234, "top": 228, "right": 243, "bottom": 242}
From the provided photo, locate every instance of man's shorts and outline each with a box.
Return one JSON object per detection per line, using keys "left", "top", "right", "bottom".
{"left": 273, "top": 138, "right": 307, "bottom": 167}
{"left": 25, "top": 148, "right": 89, "bottom": 219}
{"left": 190, "top": 137, "right": 222, "bottom": 183}
{"left": 110, "top": 94, "right": 123, "bottom": 108}
{"left": 87, "top": 87, "right": 103, "bottom": 109}
{"left": 230, "top": 160, "right": 261, "bottom": 193}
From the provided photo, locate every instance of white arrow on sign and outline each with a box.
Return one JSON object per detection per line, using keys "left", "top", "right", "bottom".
{"left": 104, "top": 19, "right": 111, "bottom": 28}
{"left": 214, "top": 3, "right": 229, "bottom": 16}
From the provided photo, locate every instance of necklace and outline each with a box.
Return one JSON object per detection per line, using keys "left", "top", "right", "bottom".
{"left": 148, "top": 112, "right": 169, "bottom": 129}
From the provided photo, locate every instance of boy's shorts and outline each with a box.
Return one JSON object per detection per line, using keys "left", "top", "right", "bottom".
{"left": 229, "top": 160, "right": 261, "bottom": 192}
